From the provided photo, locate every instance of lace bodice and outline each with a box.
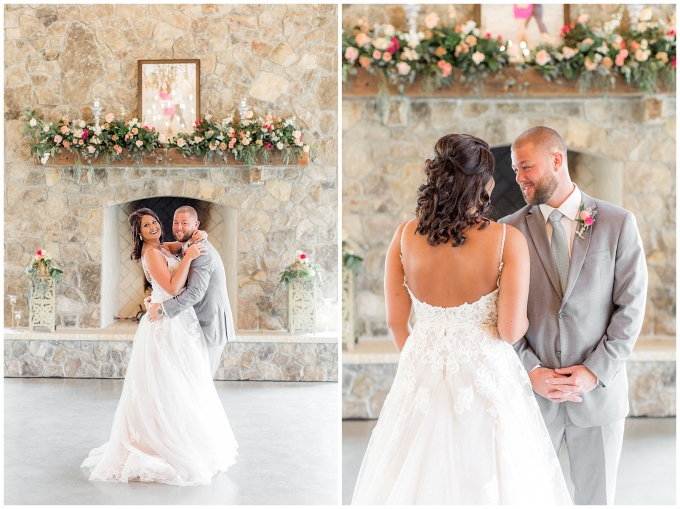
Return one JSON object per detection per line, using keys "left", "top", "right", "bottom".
{"left": 142, "top": 249, "right": 181, "bottom": 304}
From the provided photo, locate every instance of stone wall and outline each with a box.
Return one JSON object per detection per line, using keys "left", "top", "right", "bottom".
{"left": 4, "top": 4, "right": 339, "bottom": 330}
{"left": 5, "top": 338, "right": 338, "bottom": 382}
{"left": 342, "top": 95, "right": 676, "bottom": 340}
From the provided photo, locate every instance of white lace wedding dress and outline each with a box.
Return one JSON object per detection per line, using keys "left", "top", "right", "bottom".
{"left": 81, "top": 250, "right": 238, "bottom": 485}
{"left": 352, "top": 225, "right": 572, "bottom": 505}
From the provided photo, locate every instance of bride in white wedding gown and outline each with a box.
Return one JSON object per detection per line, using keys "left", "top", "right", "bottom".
{"left": 352, "top": 134, "right": 572, "bottom": 504}
{"left": 81, "top": 208, "right": 237, "bottom": 486}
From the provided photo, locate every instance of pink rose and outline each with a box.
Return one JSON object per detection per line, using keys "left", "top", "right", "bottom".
{"left": 176, "top": 138, "right": 186, "bottom": 147}
{"left": 54, "top": 135, "right": 62, "bottom": 144}
{"left": 577, "top": 13, "right": 589, "bottom": 24}
{"left": 535, "top": 49, "right": 551, "bottom": 66}
{"left": 584, "top": 217, "right": 594, "bottom": 226}
{"left": 36, "top": 250, "right": 43, "bottom": 255}
{"left": 562, "top": 46, "right": 577, "bottom": 59}
{"left": 105, "top": 113, "right": 114, "bottom": 123}
{"left": 471, "top": 51, "right": 486, "bottom": 65}
{"left": 299, "top": 253, "right": 307, "bottom": 260}
{"left": 205, "top": 114, "right": 212, "bottom": 121}
{"left": 344, "top": 46, "right": 359, "bottom": 62}
{"left": 373, "top": 50, "right": 382, "bottom": 59}
{"left": 87, "top": 145, "right": 95, "bottom": 154}
{"left": 135, "top": 140, "right": 143, "bottom": 147}
{"left": 382, "top": 52, "right": 392, "bottom": 62}
{"left": 580, "top": 211, "right": 590, "bottom": 220}
{"left": 615, "top": 49, "right": 629, "bottom": 66}
{"left": 114, "top": 144, "right": 122, "bottom": 155}
{"left": 584, "top": 56, "right": 598, "bottom": 71}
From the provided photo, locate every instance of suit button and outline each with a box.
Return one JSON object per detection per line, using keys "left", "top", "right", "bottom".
{"left": 558, "top": 312, "right": 566, "bottom": 319}
{"left": 556, "top": 351, "right": 561, "bottom": 357}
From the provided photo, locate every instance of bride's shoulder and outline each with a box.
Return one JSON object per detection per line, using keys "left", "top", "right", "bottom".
{"left": 498, "top": 222, "right": 529, "bottom": 256}
{"left": 141, "top": 247, "right": 164, "bottom": 263}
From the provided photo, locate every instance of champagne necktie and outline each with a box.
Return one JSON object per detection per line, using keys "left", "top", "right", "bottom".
{"left": 549, "top": 209, "right": 569, "bottom": 296}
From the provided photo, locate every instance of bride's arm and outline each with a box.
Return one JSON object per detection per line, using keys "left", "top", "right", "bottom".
{"left": 385, "top": 222, "right": 413, "bottom": 352}
{"left": 143, "top": 244, "right": 208, "bottom": 296}
{"left": 496, "top": 226, "right": 530, "bottom": 344}
{"left": 164, "top": 230, "right": 208, "bottom": 255}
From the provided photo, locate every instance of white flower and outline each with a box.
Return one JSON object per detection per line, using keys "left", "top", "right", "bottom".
{"left": 641, "top": 39, "right": 648, "bottom": 50}
{"left": 105, "top": 113, "right": 114, "bottom": 123}
{"left": 87, "top": 145, "right": 96, "bottom": 154}
{"left": 384, "top": 24, "right": 395, "bottom": 37}
{"left": 595, "top": 42, "right": 609, "bottom": 54}
{"left": 242, "top": 138, "right": 250, "bottom": 146}
{"left": 562, "top": 46, "right": 577, "bottom": 59}
{"left": 158, "top": 134, "right": 166, "bottom": 144}
{"left": 535, "top": 49, "right": 551, "bottom": 66}
{"left": 471, "top": 51, "right": 485, "bottom": 65}
{"left": 293, "top": 130, "right": 301, "bottom": 139}
{"left": 506, "top": 44, "right": 520, "bottom": 58}
{"left": 635, "top": 49, "right": 650, "bottom": 62}
{"left": 79, "top": 120, "right": 86, "bottom": 128}
{"left": 135, "top": 140, "right": 143, "bottom": 147}
{"left": 373, "top": 37, "right": 388, "bottom": 50}
{"left": 424, "top": 12, "right": 440, "bottom": 30}
{"left": 29, "top": 118, "right": 37, "bottom": 127}
{"left": 577, "top": 13, "right": 590, "bottom": 24}
{"left": 639, "top": 8, "right": 653, "bottom": 22}
{"left": 462, "top": 20, "right": 477, "bottom": 35}
{"left": 303, "top": 145, "right": 309, "bottom": 153}
{"left": 205, "top": 114, "right": 212, "bottom": 121}
{"left": 43, "top": 126, "right": 49, "bottom": 132}
{"left": 401, "top": 47, "right": 419, "bottom": 61}
{"left": 194, "top": 136, "right": 203, "bottom": 143}
{"left": 397, "top": 62, "right": 411, "bottom": 75}
{"left": 256, "top": 139, "right": 263, "bottom": 146}
{"left": 40, "top": 154, "right": 50, "bottom": 164}
{"left": 276, "top": 142, "right": 284, "bottom": 150}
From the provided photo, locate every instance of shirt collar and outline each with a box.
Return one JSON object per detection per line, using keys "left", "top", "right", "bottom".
{"left": 539, "top": 184, "right": 582, "bottom": 223}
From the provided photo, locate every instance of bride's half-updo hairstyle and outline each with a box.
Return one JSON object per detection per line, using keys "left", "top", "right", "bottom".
{"left": 128, "top": 207, "right": 164, "bottom": 260}
{"left": 415, "top": 133, "right": 494, "bottom": 247}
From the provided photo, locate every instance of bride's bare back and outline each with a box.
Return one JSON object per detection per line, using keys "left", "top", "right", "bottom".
{"left": 385, "top": 219, "right": 530, "bottom": 351}
{"left": 401, "top": 219, "right": 505, "bottom": 308}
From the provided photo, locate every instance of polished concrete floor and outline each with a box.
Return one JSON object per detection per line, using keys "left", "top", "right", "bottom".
{"left": 343, "top": 417, "right": 676, "bottom": 505}
{"left": 5, "top": 378, "right": 338, "bottom": 505}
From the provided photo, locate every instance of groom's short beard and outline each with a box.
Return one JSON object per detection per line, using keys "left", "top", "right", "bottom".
{"left": 522, "top": 170, "right": 559, "bottom": 206}
{"left": 174, "top": 229, "right": 194, "bottom": 242}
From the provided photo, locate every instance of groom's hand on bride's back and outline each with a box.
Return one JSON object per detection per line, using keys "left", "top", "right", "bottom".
{"left": 529, "top": 367, "right": 582, "bottom": 403}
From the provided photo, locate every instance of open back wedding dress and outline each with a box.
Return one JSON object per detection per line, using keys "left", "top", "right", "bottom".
{"left": 81, "top": 250, "right": 237, "bottom": 485}
{"left": 352, "top": 224, "right": 572, "bottom": 505}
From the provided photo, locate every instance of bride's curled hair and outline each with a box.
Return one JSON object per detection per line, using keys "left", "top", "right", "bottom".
{"left": 415, "top": 134, "right": 494, "bottom": 247}
{"left": 128, "top": 207, "right": 164, "bottom": 260}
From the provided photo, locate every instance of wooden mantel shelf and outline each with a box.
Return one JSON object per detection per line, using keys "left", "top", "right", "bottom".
{"left": 40, "top": 149, "right": 309, "bottom": 168}
{"left": 343, "top": 67, "right": 674, "bottom": 98}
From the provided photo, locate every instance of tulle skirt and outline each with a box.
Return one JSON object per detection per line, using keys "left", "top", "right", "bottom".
{"left": 352, "top": 323, "right": 572, "bottom": 505}
{"left": 81, "top": 309, "right": 238, "bottom": 486}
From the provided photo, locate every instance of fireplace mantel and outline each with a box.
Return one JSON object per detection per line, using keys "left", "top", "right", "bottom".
{"left": 39, "top": 150, "right": 309, "bottom": 168}
{"left": 343, "top": 68, "right": 675, "bottom": 98}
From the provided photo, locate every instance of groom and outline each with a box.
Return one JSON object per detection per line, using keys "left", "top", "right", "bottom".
{"left": 146, "top": 206, "right": 234, "bottom": 376}
{"left": 500, "top": 127, "right": 647, "bottom": 505}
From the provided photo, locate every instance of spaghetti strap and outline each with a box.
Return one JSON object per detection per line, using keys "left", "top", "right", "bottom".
{"left": 497, "top": 224, "right": 506, "bottom": 289}
{"left": 400, "top": 220, "right": 415, "bottom": 289}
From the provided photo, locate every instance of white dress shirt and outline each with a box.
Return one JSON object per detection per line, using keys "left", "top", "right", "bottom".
{"left": 529, "top": 184, "right": 582, "bottom": 374}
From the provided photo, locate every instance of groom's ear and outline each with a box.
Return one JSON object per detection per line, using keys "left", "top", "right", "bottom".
{"left": 195, "top": 220, "right": 201, "bottom": 229}
{"left": 551, "top": 151, "right": 563, "bottom": 172}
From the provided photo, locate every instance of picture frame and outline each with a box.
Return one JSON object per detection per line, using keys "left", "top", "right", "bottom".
{"left": 137, "top": 59, "right": 200, "bottom": 139}
{"left": 475, "top": 4, "right": 569, "bottom": 49}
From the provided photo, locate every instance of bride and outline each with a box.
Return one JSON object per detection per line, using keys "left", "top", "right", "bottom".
{"left": 352, "top": 134, "right": 572, "bottom": 504}
{"left": 81, "top": 207, "right": 238, "bottom": 486}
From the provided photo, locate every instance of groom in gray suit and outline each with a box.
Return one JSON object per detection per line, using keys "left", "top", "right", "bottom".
{"left": 146, "top": 206, "right": 234, "bottom": 376}
{"left": 500, "top": 127, "right": 647, "bottom": 505}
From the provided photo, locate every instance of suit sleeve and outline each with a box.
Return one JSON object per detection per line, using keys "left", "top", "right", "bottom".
{"left": 582, "top": 212, "right": 648, "bottom": 386}
{"left": 162, "top": 254, "right": 215, "bottom": 319}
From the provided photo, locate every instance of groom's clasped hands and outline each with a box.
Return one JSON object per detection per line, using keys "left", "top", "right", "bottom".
{"left": 529, "top": 364, "right": 599, "bottom": 403}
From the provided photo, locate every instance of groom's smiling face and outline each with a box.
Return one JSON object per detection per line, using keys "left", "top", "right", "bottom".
{"left": 173, "top": 211, "right": 200, "bottom": 242}
{"left": 512, "top": 143, "right": 559, "bottom": 206}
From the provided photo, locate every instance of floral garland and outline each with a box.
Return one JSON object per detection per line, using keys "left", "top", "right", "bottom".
{"left": 342, "top": 10, "right": 676, "bottom": 95}
{"left": 25, "top": 250, "right": 63, "bottom": 282}
{"left": 171, "top": 113, "right": 309, "bottom": 166}
{"left": 23, "top": 109, "right": 310, "bottom": 168}
{"left": 531, "top": 10, "right": 676, "bottom": 93}
{"left": 343, "top": 14, "right": 508, "bottom": 95}
{"left": 279, "top": 251, "right": 323, "bottom": 287}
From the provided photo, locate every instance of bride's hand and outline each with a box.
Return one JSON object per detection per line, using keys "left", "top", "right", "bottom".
{"left": 185, "top": 242, "right": 208, "bottom": 260}
{"left": 190, "top": 230, "right": 208, "bottom": 244}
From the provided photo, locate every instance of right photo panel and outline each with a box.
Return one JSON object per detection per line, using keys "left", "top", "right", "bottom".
{"left": 341, "top": 3, "right": 675, "bottom": 505}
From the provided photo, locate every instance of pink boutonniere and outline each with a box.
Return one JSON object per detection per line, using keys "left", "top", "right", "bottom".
{"left": 575, "top": 203, "right": 596, "bottom": 238}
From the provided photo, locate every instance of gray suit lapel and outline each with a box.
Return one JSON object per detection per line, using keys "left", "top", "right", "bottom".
{"left": 562, "top": 192, "right": 597, "bottom": 304}
{"left": 525, "top": 206, "right": 562, "bottom": 298}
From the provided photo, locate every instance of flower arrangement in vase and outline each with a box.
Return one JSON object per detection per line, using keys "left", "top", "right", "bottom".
{"left": 25, "top": 250, "right": 63, "bottom": 282}
{"left": 279, "top": 251, "right": 323, "bottom": 287}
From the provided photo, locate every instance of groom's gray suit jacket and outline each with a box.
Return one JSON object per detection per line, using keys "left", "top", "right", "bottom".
{"left": 500, "top": 192, "right": 647, "bottom": 428}
{"left": 163, "top": 240, "right": 233, "bottom": 375}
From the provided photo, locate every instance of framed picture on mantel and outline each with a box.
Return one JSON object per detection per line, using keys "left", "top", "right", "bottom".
{"left": 137, "top": 59, "right": 200, "bottom": 140}
{"left": 475, "top": 4, "right": 569, "bottom": 50}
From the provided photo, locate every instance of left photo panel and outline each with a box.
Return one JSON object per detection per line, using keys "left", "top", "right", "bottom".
{"left": 4, "top": 3, "right": 339, "bottom": 505}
